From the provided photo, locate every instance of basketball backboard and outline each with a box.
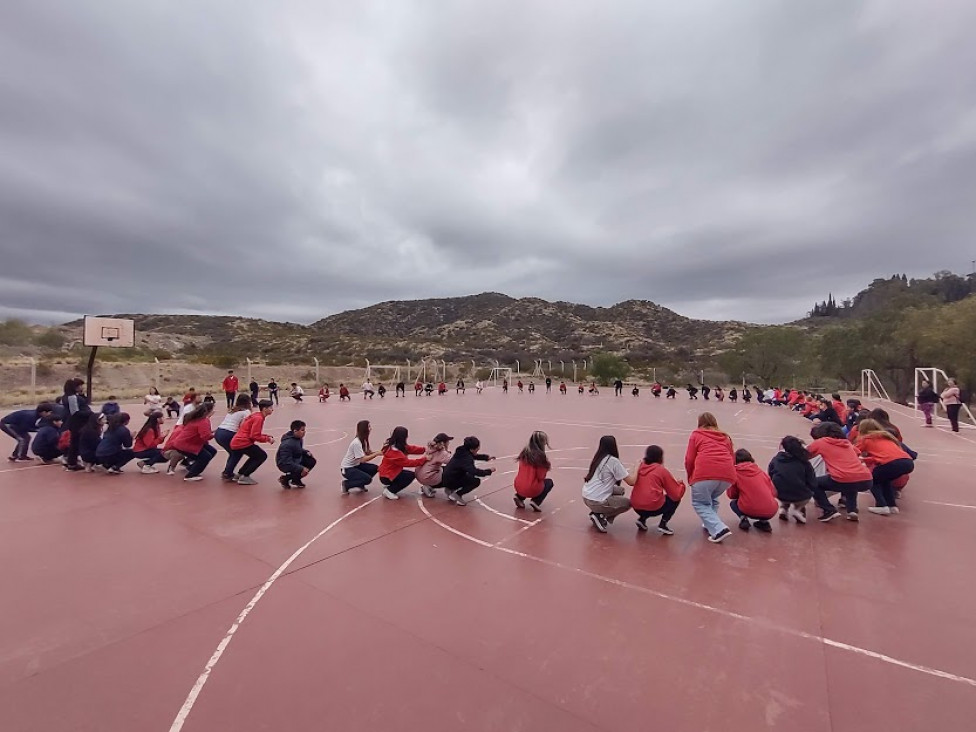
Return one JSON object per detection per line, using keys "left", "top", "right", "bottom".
{"left": 83, "top": 316, "right": 135, "bottom": 348}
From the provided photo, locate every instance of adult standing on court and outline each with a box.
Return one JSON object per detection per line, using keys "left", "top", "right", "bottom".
{"left": 941, "top": 378, "right": 963, "bottom": 433}
{"left": 916, "top": 379, "right": 939, "bottom": 427}
{"left": 267, "top": 379, "right": 279, "bottom": 405}
{"left": 222, "top": 370, "right": 239, "bottom": 410}
{"left": 249, "top": 379, "right": 260, "bottom": 405}
{"left": 684, "top": 412, "right": 736, "bottom": 543}
{"left": 613, "top": 379, "right": 623, "bottom": 396}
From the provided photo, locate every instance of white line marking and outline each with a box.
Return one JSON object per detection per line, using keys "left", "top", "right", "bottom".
{"left": 924, "top": 501, "right": 976, "bottom": 510}
{"left": 168, "top": 495, "right": 381, "bottom": 732}
{"left": 474, "top": 498, "right": 535, "bottom": 525}
{"left": 417, "top": 499, "right": 976, "bottom": 689}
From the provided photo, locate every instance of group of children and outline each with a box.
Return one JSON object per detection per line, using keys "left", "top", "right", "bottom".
{"left": 2, "top": 380, "right": 317, "bottom": 489}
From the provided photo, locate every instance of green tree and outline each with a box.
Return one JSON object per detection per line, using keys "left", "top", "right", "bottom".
{"left": 718, "top": 327, "right": 808, "bottom": 387}
{"left": 34, "top": 329, "right": 65, "bottom": 350}
{"left": 589, "top": 352, "right": 631, "bottom": 385}
{"left": 0, "top": 319, "right": 32, "bottom": 346}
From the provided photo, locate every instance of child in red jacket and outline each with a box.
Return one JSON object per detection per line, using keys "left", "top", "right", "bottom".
{"left": 630, "top": 445, "right": 685, "bottom": 535}
{"left": 229, "top": 400, "right": 275, "bottom": 485}
{"left": 513, "top": 431, "right": 554, "bottom": 512}
{"left": 378, "top": 426, "right": 427, "bottom": 499}
{"left": 728, "top": 449, "right": 779, "bottom": 532}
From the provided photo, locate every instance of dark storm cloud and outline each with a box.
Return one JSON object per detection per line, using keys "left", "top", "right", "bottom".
{"left": 3, "top": 0, "right": 976, "bottom": 325}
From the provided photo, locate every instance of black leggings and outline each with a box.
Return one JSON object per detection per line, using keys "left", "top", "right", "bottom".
{"left": 635, "top": 496, "right": 680, "bottom": 524}
{"left": 516, "top": 478, "right": 554, "bottom": 505}
{"left": 381, "top": 469, "right": 415, "bottom": 494}
{"left": 234, "top": 444, "right": 267, "bottom": 477}
{"left": 871, "top": 459, "right": 914, "bottom": 508}
{"left": 445, "top": 475, "right": 481, "bottom": 496}
{"left": 947, "top": 404, "right": 962, "bottom": 432}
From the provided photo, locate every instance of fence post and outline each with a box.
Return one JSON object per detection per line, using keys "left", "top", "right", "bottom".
{"left": 30, "top": 357, "right": 37, "bottom": 401}
{"left": 246, "top": 357, "right": 252, "bottom": 385}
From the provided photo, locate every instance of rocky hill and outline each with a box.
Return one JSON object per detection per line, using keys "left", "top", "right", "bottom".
{"left": 57, "top": 293, "right": 754, "bottom": 367}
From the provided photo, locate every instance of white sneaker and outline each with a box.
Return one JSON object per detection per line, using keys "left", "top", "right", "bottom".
{"left": 447, "top": 491, "right": 467, "bottom": 506}
{"left": 420, "top": 485, "right": 435, "bottom": 498}
{"left": 141, "top": 464, "right": 159, "bottom": 474}
{"left": 890, "top": 507, "right": 900, "bottom": 514}
{"left": 382, "top": 488, "right": 399, "bottom": 500}
{"left": 528, "top": 499, "right": 542, "bottom": 512}
{"left": 236, "top": 475, "right": 258, "bottom": 485}
{"left": 868, "top": 506, "right": 891, "bottom": 515}
{"left": 184, "top": 476, "right": 203, "bottom": 482}
{"left": 166, "top": 468, "right": 176, "bottom": 476}
{"left": 788, "top": 505, "right": 807, "bottom": 524}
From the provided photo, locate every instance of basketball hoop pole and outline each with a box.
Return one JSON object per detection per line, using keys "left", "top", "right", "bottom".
{"left": 86, "top": 346, "right": 98, "bottom": 400}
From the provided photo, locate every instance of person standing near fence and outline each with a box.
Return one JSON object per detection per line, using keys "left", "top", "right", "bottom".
{"left": 941, "top": 378, "right": 963, "bottom": 433}
{"left": 249, "top": 379, "right": 260, "bottom": 405}
{"left": 268, "top": 379, "right": 279, "bottom": 405}
{"left": 916, "top": 380, "right": 939, "bottom": 428}
{"left": 222, "top": 371, "right": 239, "bottom": 410}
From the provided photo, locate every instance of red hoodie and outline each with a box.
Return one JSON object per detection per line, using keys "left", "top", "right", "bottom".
{"left": 684, "top": 429, "right": 735, "bottom": 484}
{"left": 133, "top": 427, "right": 163, "bottom": 453}
{"left": 379, "top": 444, "right": 427, "bottom": 480}
{"left": 513, "top": 460, "right": 549, "bottom": 499}
{"left": 167, "top": 418, "right": 214, "bottom": 455}
{"left": 727, "top": 462, "right": 779, "bottom": 518}
{"left": 807, "top": 437, "right": 871, "bottom": 483}
{"left": 855, "top": 434, "right": 910, "bottom": 469}
{"left": 230, "top": 412, "right": 272, "bottom": 449}
{"left": 222, "top": 375, "right": 239, "bottom": 392}
{"left": 631, "top": 463, "right": 686, "bottom": 511}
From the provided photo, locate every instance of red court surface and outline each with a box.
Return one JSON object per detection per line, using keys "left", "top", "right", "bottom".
{"left": 1, "top": 389, "right": 975, "bottom": 731}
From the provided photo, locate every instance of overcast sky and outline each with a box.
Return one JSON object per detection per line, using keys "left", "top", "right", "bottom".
{"left": 3, "top": 0, "right": 976, "bottom": 325}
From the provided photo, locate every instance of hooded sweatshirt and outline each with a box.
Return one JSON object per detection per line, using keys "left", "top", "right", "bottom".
{"left": 684, "top": 429, "right": 735, "bottom": 484}
{"left": 31, "top": 418, "right": 62, "bottom": 458}
{"left": 514, "top": 460, "right": 550, "bottom": 499}
{"left": 275, "top": 430, "right": 307, "bottom": 474}
{"left": 855, "top": 434, "right": 911, "bottom": 469}
{"left": 415, "top": 444, "right": 451, "bottom": 487}
{"left": 630, "top": 462, "right": 685, "bottom": 512}
{"left": 806, "top": 437, "right": 872, "bottom": 483}
{"left": 230, "top": 412, "right": 273, "bottom": 450}
{"left": 727, "top": 462, "right": 779, "bottom": 518}
{"left": 767, "top": 452, "right": 817, "bottom": 503}
{"left": 378, "top": 444, "right": 427, "bottom": 480}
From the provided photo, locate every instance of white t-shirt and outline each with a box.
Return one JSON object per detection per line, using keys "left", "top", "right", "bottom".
{"left": 176, "top": 402, "right": 195, "bottom": 426}
{"left": 582, "top": 456, "right": 629, "bottom": 502}
{"left": 340, "top": 438, "right": 367, "bottom": 470}
{"left": 217, "top": 410, "right": 250, "bottom": 432}
{"left": 291, "top": 385, "right": 304, "bottom": 396}
{"left": 144, "top": 394, "right": 162, "bottom": 408}
{"left": 362, "top": 382, "right": 373, "bottom": 392}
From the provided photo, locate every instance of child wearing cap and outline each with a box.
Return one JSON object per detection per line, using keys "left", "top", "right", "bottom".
{"left": 415, "top": 433, "right": 454, "bottom": 498}
{"left": 441, "top": 436, "right": 496, "bottom": 506}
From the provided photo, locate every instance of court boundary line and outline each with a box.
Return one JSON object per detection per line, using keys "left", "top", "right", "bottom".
{"left": 168, "top": 495, "right": 381, "bottom": 732}
{"left": 416, "top": 499, "right": 976, "bottom": 689}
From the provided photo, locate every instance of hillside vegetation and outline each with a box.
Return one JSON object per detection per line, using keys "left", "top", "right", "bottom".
{"left": 2, "top": 270, "right": 974, "bottom": 402}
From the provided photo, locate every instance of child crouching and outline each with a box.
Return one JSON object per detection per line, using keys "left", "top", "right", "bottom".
{"left": 630, "top": 445, "right": 685, "bottom": 535}
{"left": 727, "top": 449, "right": 779, "bottom": 533}
{"left": 276, "top": 420, "right": 316, "bottom": 489}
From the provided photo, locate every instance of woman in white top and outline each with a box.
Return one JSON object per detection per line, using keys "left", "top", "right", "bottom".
{"left": 582, "top": 435, "right": 636, "bottom": 533}
{"left": 941, "top": 378, "right": 963, "bottom": 433}
{"left": 340, "top": 420, "right": 382, "bottom": 494}
{"left": 144, "top": 387, "right": 163, "bottom": 410}
{"left": 215, "top": 394, "right": 252, "bottom": 480}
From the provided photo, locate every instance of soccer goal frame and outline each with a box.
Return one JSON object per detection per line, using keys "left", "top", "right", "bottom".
{"left": 364, "top": 360, "right": 401, "bottom": 385}
{"left": 487, "top": 367, "right": 512, "bottom": 390}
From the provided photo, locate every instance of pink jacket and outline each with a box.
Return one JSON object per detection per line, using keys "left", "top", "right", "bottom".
{"left": 415, "top": 446, "right": 450, "bottom": 487}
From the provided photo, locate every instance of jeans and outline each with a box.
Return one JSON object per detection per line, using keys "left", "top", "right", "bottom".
{"left": 343, "top": 462, "right": 378, "bottom": 489}
{"left": 380, "top": 469, "right": 416, "bottom": 494}
{"left": 234, "top": 444, "right": 267, "bottom": 477}
{"left": 691, "top": 480, "right": 731, "bottom": 537}
{"left": 813, "top": 476, "right": 872, "bottom": 514}
{"left": 98, "top": 451, "right": 135, "bottom": 470}
{"left": 284, "top": 454, "right": 317, "bottom": 483}
{"left": 182, "top": 444, "right": 217, "bottom": 477}
{"left": 1, "top": 423, "right": 30, "bottom": 459}
{"left": 871, "top": 459, "right": 914, "bottom": 507}
{"left": 730, "top": 499, "right": 776, "bottom": 521}
{"left": 133, "top": 448, "right": 166, "bottom": 465}
{"left": 225, "top": 391, "right": 236, "bottom": 409}
{"left": 214, "top": 428, "right": 242, "bottom": 478}
{"left": 635, "top": 496, "right": 680, "bottom": 524}
{"left": 516, "top": 478, "right": 554, "bottom": 505}
{"left": 947, "top": 404, "right": 962, "bottom": 432}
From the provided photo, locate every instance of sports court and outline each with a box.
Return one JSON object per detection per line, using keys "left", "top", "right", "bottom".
{"left": 1, "top": 389, "right": 974, "bottom": 731}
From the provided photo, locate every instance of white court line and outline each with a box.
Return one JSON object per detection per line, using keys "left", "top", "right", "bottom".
{"left": 494, "top": 499, "right": 576, "bottom": 547}
{"left": 0, "top": 463, "right": 56, "bottom": 474}
{"left": 924, "top": 501, "right": 976, "bottom": 510}
{"left": 168, "top": 495, "right": 381, "bottom": 732}
{"left": 417, "top": 499, "right": 976, "bottom": 689}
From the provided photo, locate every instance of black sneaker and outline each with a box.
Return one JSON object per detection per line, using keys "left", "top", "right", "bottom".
{"left": 513, "top": 495, "right": 526, "bottom": 509}
{"left": 708, "top": 528, "right": 732, "bottom": 543}
{"left": 636, "top": 518, "right": 648, "bottom": 531}
{"left": 292, "top": 480, "right": 307, "bottom": 489}
{"left": 818, "top": 509, "right": 841, "bottom": 522}
{"left": 738, "top": 517, "right": 751, "bottom": 531}
{"left": 278, "top": 475, "right": 291, "bottom": 490}
{"left": 589, "top": 513, "right": 608, "bottom": 533}
{"left": 657, "top": 522, "right": 674, "bottom": 536}
{"left": 754, "top": 520, "right": 772, "bottom": 533}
